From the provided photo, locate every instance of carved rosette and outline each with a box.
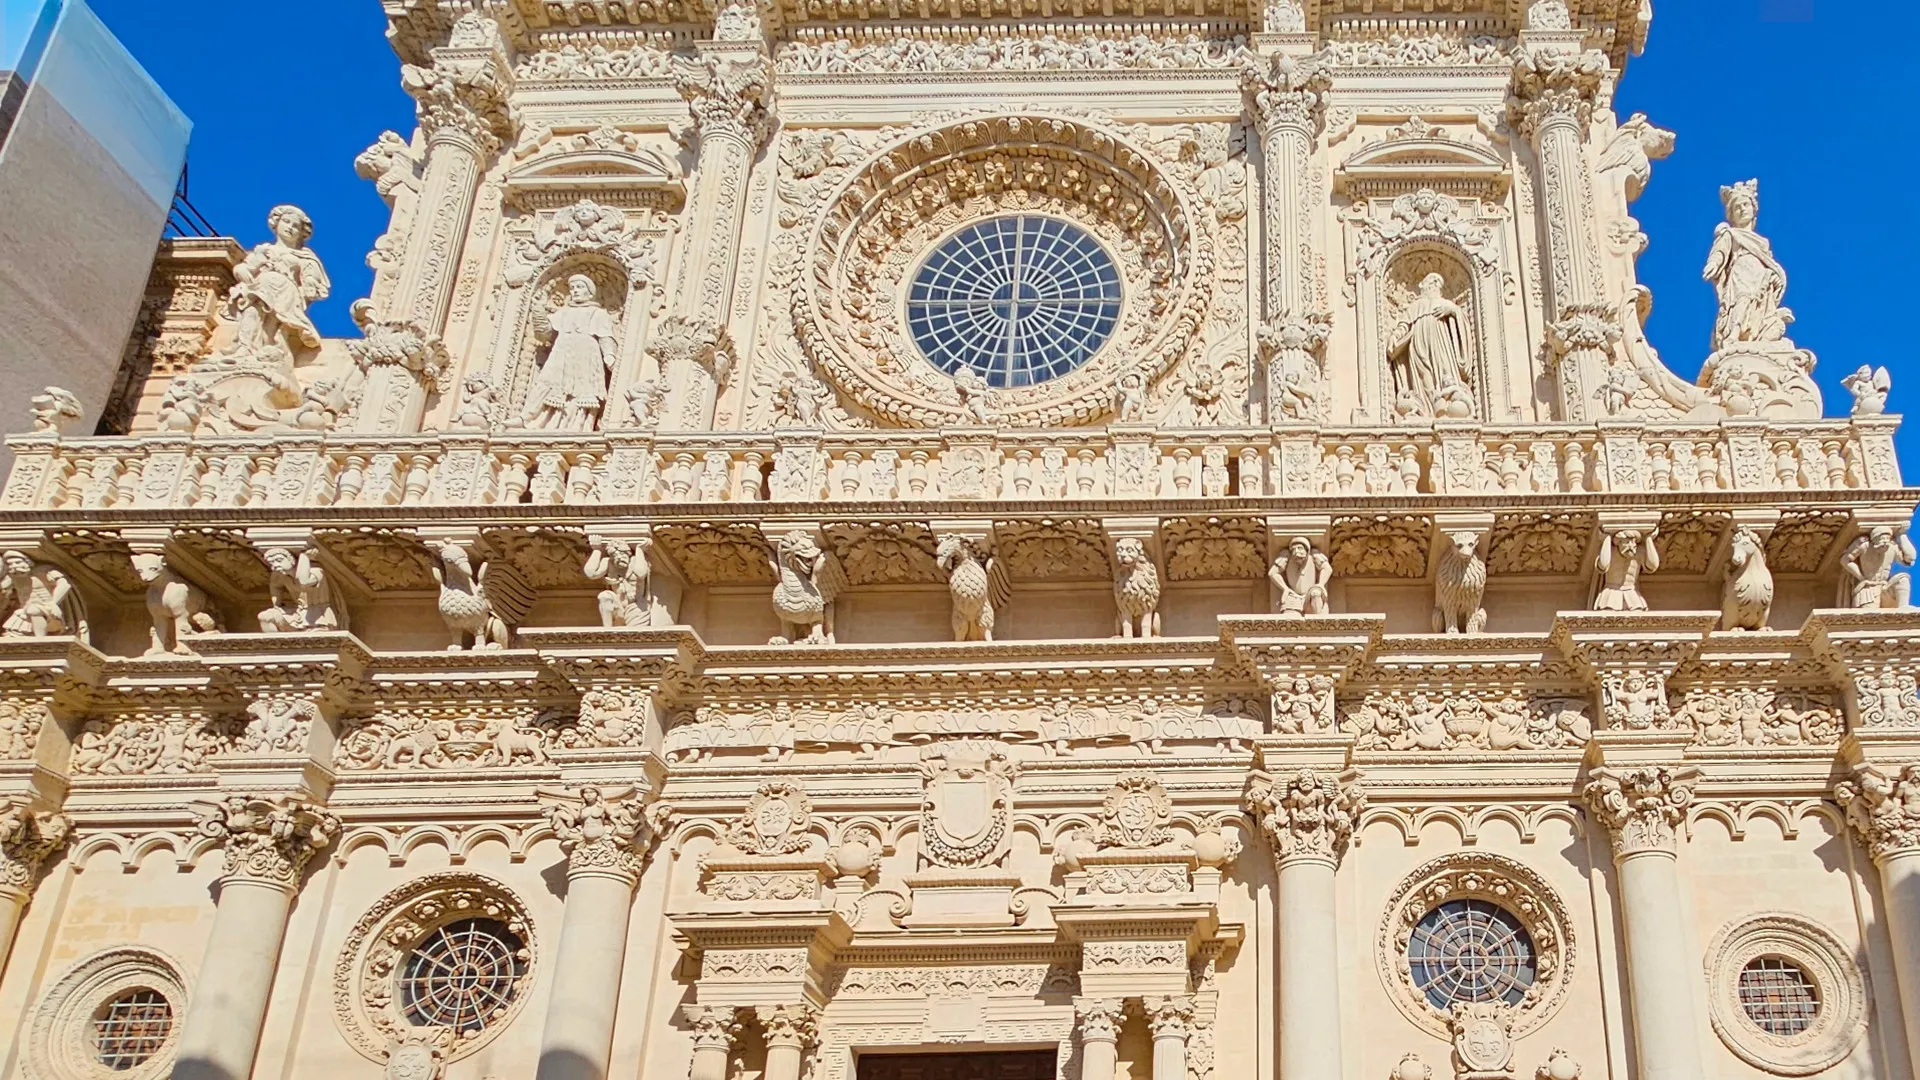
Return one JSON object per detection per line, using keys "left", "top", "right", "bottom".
{"left": 1245, "top": 769, "right": 1365, "bottom": 866}
{"left": 674, "top": 54, "right": 774, "bottom": 151}
{"left": 0, "top": 797, "right": 71, "bottom": 895}
{"left": 1146, "top": 994, "right": 1196, "bottom": 1040}
{"left": 684, "top": 1004, "right": 743, "bottom": 1050}
{"left": 195, "top": 796, "right": 339, "bottom": 890}
{"left": 1582, "top": 766, "right": 1695, "bottom": 858}
{"left": 757, "top": 1003, "right": 820, "bottom": 1049}
{"left": 1076, "top": 997, "right": 1125, "bottom": 1043}
{"left": 797, "top": 113, "right": 1210, "bottom": 427}
{"left": 544, "top": 785, "right": 667, "bottom": 884}
{"left": 1834, "top": 765, "right": 1920, "bottom": 863}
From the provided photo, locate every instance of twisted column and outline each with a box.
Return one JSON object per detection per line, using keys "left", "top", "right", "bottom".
{"left": 657, "top": 54, "right": 773, "bottom": 431}
{"left": 0, "top": 797, "right": 69, "bottom": 976}
{"left": 171, "top": 797, "right": 337, "bottom": 1080}
{"left": 1075, "top": 998, "right": 1123, "bottom": 1080}
{"left": 536, "top": 786, "right": 667, "bottom": 1080}
{"left": 683, "top": 1005, "right": 742, "bottom": 1080}
{"left": 1242, "top": 52, "right": 1334, "bottom": 423}
{"left": 1246, "top": 769, "right": 1365, "bottom": 1080}
{"left": 1583, "top": 767, "right": 1704, "bottom": 1080}
{"left": 1836, "top": 764, "right": 1920, "bottom": 1079}
{"left": 1510, "top": 47, "right": 1613, "bottom": 422}
{"left": 756, "top": 1004, "right": 818, "bottom": 1080}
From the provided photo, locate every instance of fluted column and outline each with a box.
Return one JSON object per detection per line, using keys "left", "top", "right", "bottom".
{"left": 657, "top": 53, "right": 773, "bottom": 431}
{"left": 356, "top": 17, "right": 515, "bottom": 434}
{"left": 536, "top": 786, "right": 666, "bottom": 1080}
{"left": 1075, "top": 997, "right": 1122, "bottom": 1080}
{"left": 1146, "top": 994, "right": 1194, "bottom": 1080}
{"left": 683, "top": 1005, "right": 742, "bottom": 1080}
{"left": 1510, "top": 46, "right": 1614, "bottom": 422}
{"left": 0, "top": 797, "right": 69, "bottom": 976}
{"left": 1247, "top": 769, "right": 1365, "bottom": 1080}
{"left": 1242, "top": 52, "right": 1333, "bottom": 423}
{"left": 1583, "top": 767, "right": 1704, "bottom": 1080}
{"left": 171, "top": 797, "right": 337, "bottom": 1080}
{"left": 756, "top": 1004, "right": 818, "bottom": 1080}
{"left": 1836, "top": 764, "right": 1920, "bottom": 1080}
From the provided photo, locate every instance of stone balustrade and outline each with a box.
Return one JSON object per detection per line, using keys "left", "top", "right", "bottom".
{"left": 3, "top": 415, "right": 1903, "bottom": 513}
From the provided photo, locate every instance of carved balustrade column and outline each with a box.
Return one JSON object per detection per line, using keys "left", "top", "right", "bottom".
{"left": 1146, "top": 994, "right": 1195, "bottom": 1080}
{"left": 536, "top": 786, "right": 667, "bottom": 1080}
{"left": 1241, "top": 51, "right": 1334, "bottom": 422}
{"left": 0, "top": 797, "right": 69, "bottom": 976}
{"left": 171, "top": 797, "right": 338, "bottom": 1080}
{"left": 657, "top": 52, "right": 774, "bottom": 431}
{"left": 1075, "top": 998, "right": 1123, "bottom": 1080}
{"left": 683, "top": 1005, "right": 743, "bottom": 1080}
{"left": 756, "top": 1003, "right": 819, "bottom": 1080}
{"left": 1836, "top": 763, "right": 1920, "bottom": 1079}
{"left": 1246, "top": 768, "right": 1365, "bottom": 1080}
{"left": 1510, "top": 41, "right": 1614, "bottom": 422}
{"left": 364, "top": 16, "right": 515, "bottom": 434}
{"left": 1582, "top": 766, "right": 1706, "bottom": 1080}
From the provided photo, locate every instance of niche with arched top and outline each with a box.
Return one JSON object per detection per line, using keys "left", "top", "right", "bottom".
{"left": 1381, "top": 245, "right": 1485, "bottom": 422}
{"left": 503, "top": 256, "right": 630, "bottom": 432}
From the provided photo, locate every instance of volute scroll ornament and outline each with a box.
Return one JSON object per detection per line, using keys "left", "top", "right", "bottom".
{"left": 195, "top": 795, "right": 339, "bottom": 889}
{"left": 0, "top": 796, "right": 71, "bottom": 894}
{"left": 1246, "top": 769, "right": 1365, "bottom": 865}
{"left": 544, "top": 784, "right": 668, "bottom": 881}
{"left": 1582, "top": 766, "right": 1695, "bottom": 857}
{"left": 1835, "top": 765, "right": 1920, "bottom": 862}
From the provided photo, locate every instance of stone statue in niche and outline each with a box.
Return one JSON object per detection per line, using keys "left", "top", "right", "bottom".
{"left": 1838, "top": 527, "right": 1915, "bottom": 611}
{"left": 1388, "top": 271, "right": 1474, "bottom": 420}
{"left": 586, "top": 538, "right": 652, "bottom": 628}
{"left": 1719, "top": 525, "right": 1774, "bottom": 631}
{"left": 0, "top": 551, "right": 86, "bottom": 639}
{"left": 522, "top": 275, "right": 618, "bottom": 431}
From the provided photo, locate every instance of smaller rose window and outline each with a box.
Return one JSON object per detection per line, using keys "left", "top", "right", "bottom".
{"left": 1737, "top": 956, "right": 1821, "bottom": 1037}
{"left": 907, "top": 215, "right": 1121, "bottom": 389}
{"left": 1408, "top": 899, "right": 1539, "bottom": 1010}
{"left": 399, "top": 917, "right": 528, "bottom": 1033}
{"left": 91, "top": 988, "right": 173, "bottom": 1070}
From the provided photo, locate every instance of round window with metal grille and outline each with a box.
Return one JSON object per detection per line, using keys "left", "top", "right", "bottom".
{"left": 398, "top": 917, "right": 528, "bottom": 1033}
{"left": 1737, "top": 956, "right": 1821, "bottom": 1036}
{"left": 906, "top": 215, "right": 1122, "bottom": 389}
{"left": 1407, "top": 899, "right": 1539, "bottom": 1010}
{"left": 91, "top": 988, "right": 173, "bottom": 1071}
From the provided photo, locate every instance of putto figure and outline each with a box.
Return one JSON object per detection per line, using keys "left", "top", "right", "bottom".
{"left": 769, "top": 531, "right": 848, "bottom": 645}
{"left": 1838, "top": 527, "right": 1916, "bottom": 611}
{"left": 1843, "top": 365, "right": 1892, "bottom": 417}
{"left": 257, "top": 547, "right": 344, "bottom": 633}
{"left": 585, "top": 538, "right": 652, "bottom": 628}
{"left": 1112, "top": 537, "right": 1162, "bottom": 639}
{"left": 937, "top": 534, "right": 1011, "bottom": 643}
{"left": 0, "top": 551, "right": 86, "bottom": 640}
{"left": 1593, "top": 528, "right": 1661, "bottom": 612}
{"left": 522, "top": 274, "right": 618, "bottom": 431}
{"left": 1269, "top": 536, "right": 1332, "bottom": 618}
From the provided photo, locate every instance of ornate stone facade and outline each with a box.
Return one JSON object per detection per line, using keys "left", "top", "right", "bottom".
{"left": 0, "top": 5, "right": 1914, "bottom": 1080}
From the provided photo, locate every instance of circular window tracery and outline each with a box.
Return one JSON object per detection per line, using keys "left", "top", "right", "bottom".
{"left": 1737, "top": 956, "right": 1820, "bottom": 1037}
{"left": 399, "top": 917, "right": 527, "bottom": 1032}
{"left": 907, "top": 215, "right": 1121, "bottom": 388}
{"left": 91, "top": 989, "right": 174, "bottom": 1071}
{"left": 1408, "top": 899, "right": 1538, "bottom": 1010}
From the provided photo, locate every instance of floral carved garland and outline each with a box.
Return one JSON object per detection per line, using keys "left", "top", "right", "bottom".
{"left": 1375, "top": 851, "right": 1575, "bottom": 1040}
{"left": 794, "top": 113, "right": 1213, "bottom": 428}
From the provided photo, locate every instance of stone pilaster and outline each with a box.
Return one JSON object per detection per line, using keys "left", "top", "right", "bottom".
{"left": 659, "top": 52, "right": 774, "bottom": 431}
{"left": 1582, "top": 761, "right": 1705, "bottom": 1080}
{"left": 536, "top": 785, "right": 667, "bottom": 1080}
{"left": 0, "top": 797, "right": 69, "bottom": 974}
{"left": 757, "top": 1003, "right": 819, "bottom": 1080}
{"left": 1247, "top": 765, "right": 1363, "bottom": 1080}
{"left": 1835, "top": 763, "right": 1920, "bottom": 1079}
{"left": 1510, "top": 43, "right": 1612, "bottom": 421}
{"left": 1242, "top": 51, "right": 1334, "bottom": 423}
{"left": 172, "top": 796, "right": 337, "bottom": 1080}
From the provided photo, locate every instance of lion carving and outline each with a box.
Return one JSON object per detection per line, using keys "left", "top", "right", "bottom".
{"left": 1113, "top": 538, "right": 1162, "bottom": 639}
{"left": 1433, "top": 530, "right": 1488, "bottom": 634}
{"left": 132, "top": 553, "right": 222, "bottom": 656}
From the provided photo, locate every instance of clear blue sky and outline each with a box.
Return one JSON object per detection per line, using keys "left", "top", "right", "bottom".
{"left": 87, "top": 0, "right": 1919, "bottom": 499}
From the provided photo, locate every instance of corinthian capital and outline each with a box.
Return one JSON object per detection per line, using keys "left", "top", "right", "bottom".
{"left": 1508, "top": 49, "right": 1610, "bottom": 138}
{"left": 672, "top": 54, "right": 774, "bottom": 150}
{"left": 648, "top": 314, "right": 735, "bottom": 384}
{"left": 1246, "top": 768, "right": 1365, "bottom": 865}
{"left": 195, "top": 795, "right": 338, "bottom": 889}
{"left": 1835, "top": 765, "right": 1920, "bottom": 863}
{"left": 1582, "top": 766, "right": 1695, "bottom": 857}
{"left": 402, "top": 15, "right": 516, "bottom": 155}
{"left": 1146, "top": 994, "right": 1196, "bottom": 1040}
{"left": 0, "top": 797, "right": 70, "bottom": 895}
{"left": 1241, "top": 51, "right": 1332, "bottom": 136}
{"left": 683, "top": 1004, "right": 743, "bottom": 1050}
{"left": 1076, "top": 998, "right": 1125, "bottom": 1043}
{"left": 756, "top": 1003, "right": 819, "bottom": 1049}
{"left": 544, "top": 784, "right": 669, "bottom": 883}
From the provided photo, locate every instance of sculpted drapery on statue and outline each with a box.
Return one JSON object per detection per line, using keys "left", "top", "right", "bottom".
{"left": 1704, "top": 180, "right": 1791, "bottom": 350}
{"left": 522, "top": 274, "right": 618, "bottom": 431}
{"left": 221, "top": 205, "right": 329, "bottom": 368}
{"left": 1388, "top": 272, "right": 1474, "bottom": 420}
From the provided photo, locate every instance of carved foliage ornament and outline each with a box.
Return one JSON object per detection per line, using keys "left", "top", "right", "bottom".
{"left": 195, "top": 796, "right": 338, "bottom": 889}
{"left": 1094, "top": 773, "right": 1174, "bottom": 850}
{"left": 1583, "top": 766, "right": 1696, "bottom": 857}
{"left": 1379, "top": 852, "right": 1574, "bottom": 1040}
{"left": 1245, "top": 768, "right": 1364, "bottom": 864}
{"left": 0, "top": 796, "right": 71, "bottom": 891}
{"left": 797, "top": 113, "right": 1210, "bottom": 428}
{"left": 546, "top": 785, "right": 667, "bottom": 880}
{"left": 1835, "top": 764, "right": 1920, "bottom": 862}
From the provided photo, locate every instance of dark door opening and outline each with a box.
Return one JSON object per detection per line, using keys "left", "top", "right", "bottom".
{"left": 855, "top": 1049, "right": 1058, "bottom": 1080}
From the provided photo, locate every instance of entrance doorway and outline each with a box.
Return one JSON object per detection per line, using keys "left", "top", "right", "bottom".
{"left": 855, "top": 1050, "right": 1058, "bottom": 1080}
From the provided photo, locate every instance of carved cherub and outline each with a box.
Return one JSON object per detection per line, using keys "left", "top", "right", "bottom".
{"left": 1113, "top": 538, "right": 1162, "bottom": 639}
{"left": 451, "top": 374, "right": 499, "bottom": 432}
{"left": 1838, "top": 526, "right": 1916, "bottom": 611}
{"left": 953, "top": 367, "right": 994, "bottom": 424}
{"left": 585, "top": 538, "right": 652, "bottom": 628}
{"left": 1112, "top": 369, "right": 1146, "bottom": 422}
{"left": 1592, "top": 528, "right": 1660, "bottom": 611}
{"left": 1269, "top": 537, "right": 1332, "bottom": 618}
{"left": 0, "top": 551, "right": 86, "bottom": 640}
{"left": 1843, "top": 365, "right": 1892, "bottom": 417}
{"left": 28, "top": 387, "right": 82, "bottom": 434}
{"left": 132, "top": 553, "right": 221, "bottom": 656}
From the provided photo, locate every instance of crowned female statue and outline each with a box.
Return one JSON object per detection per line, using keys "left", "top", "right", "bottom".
{"left": 1703, "top": 179, "right": 1791, "bottom": 351}
{"left": 522, "top": 274, "right": 619, "bottom": 431}
{"left": 1388, "top": 272, "right": 1474, "bottom": 419}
